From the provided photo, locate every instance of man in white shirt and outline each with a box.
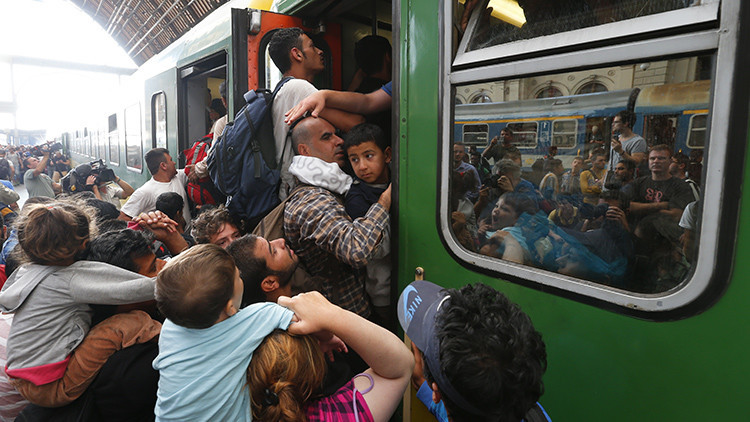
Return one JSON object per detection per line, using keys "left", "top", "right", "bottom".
{"left": 119, "top": 148, "right": 192, "bottom": 229}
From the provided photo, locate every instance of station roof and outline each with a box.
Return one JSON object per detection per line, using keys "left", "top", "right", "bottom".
{"left": 70, "top": 0, "right": 229, "bottom": 66}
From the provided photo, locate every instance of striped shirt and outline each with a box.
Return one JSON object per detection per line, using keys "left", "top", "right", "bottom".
{"left": 284, "top": 186, "right": 389, "bottom": 318}
{"left": 305, "top": 377, "right": 374, "bottom": 422}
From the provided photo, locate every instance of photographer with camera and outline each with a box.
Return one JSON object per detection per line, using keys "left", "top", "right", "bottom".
{"left": 71, "top": 161, "right": 134, "bottom": 209}
{"left": 23, "top": 145, "right": 61, "bottom": 199}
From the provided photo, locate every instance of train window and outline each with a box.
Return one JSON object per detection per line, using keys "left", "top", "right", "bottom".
{"left": 457, "top": 0, "right": 714, "bottom": 58}
{"left": 506, "top": 122, "right": 537, "bottom": 148}
{"left": 686, "top": 113, "right": 707, "bottom": 149}
{"left": 124, "top": 104, "right": 143, "bottom": 172}
{"left": 463, "top": 124, "right": 489, "bottom": 145}
{"left": 152, "top": 92, "right": 168, "bottom": 149}
{"left": 446, "top": 53, "right": 716, "bottom": 314}
{"left": 108, "top": 113, "right": 119, "bottom": 166}
{"left": 552, "top": 120, "right": 577, "bottom": 148}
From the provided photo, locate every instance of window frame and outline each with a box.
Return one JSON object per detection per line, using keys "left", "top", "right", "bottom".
{"left": 686, "top": 112, "right": 708, "bottom": 149}
{"left": 462, "top": 123, "right": 489, "bottom": 145}
{"left": 506, "top": 121, "right": 538, "bottom": 149}
{"left": 151, "top": 91, "right": 168, "bottom": 150}
{"left": 551, "top": 119, "right": 578, "bottom": 149}
{"left": 124, "top": 104, "right": 143, "bottom": 173}
{"left": 439, "top": 0, "right": 744, "bottom": 318}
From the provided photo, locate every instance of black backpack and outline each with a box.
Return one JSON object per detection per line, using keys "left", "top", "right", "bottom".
{"left": 206, "top": 77, "right": 292, "bottom": 225}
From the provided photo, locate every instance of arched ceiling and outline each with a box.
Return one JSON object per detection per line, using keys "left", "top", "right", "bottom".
{"left": 70, "top": 0, "right": 229, "bottom": 66}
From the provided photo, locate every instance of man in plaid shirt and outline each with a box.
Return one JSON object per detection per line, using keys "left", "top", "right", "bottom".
{"left": 283, "top": 117, "right": 391, "bottom": 320}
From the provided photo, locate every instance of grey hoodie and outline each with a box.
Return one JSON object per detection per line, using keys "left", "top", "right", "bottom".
{"left": 0, "top": 261, "right": 155, "bottom": 381}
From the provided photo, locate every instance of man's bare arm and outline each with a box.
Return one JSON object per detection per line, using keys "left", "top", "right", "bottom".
{"left": 285, "top": 89, "right": 391, "bottom": 124}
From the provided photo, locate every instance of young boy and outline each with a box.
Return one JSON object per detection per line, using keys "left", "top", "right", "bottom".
{"left": 153, "top": 243, "right": 295, "bottom": 421}
{"left": 343, "top": 123, "right": 392, "bottom": 328}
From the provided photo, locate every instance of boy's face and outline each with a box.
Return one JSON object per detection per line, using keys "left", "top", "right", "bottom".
{"left": 347, "top": 141, "right": 391, "bottom": 184}
{"left": 210, "top": 223, "right": 241, "bottom": 249}
{"left": 230, "top": 267, "right": 243, "bottom": 312}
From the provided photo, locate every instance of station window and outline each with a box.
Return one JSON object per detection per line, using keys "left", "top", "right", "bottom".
{"left": 462, "top": 124, "right": 489, "bottom": 145}
{"left": 552, "top": 120, "right": 577, "bottom": 148}
{"left": 108, "top": 114, "right": 119, "bottom": 166}
{"left": 152, "top": 92, "right": 168, "bottom": 149}
{"left": 686, "top": 113, "right": 707, "bottom": 149}
{"left": 124, "top": 105, "right": 143, "bottom": 172}
{"left": 443, "top": 0, "right": 736, "bottom": 317}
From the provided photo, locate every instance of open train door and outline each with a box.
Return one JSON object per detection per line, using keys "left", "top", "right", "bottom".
{"left": 230, "top": 8, "right": 343, "bottom": 115}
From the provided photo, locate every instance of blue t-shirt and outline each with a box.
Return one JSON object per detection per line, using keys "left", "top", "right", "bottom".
{"left": 153, "top": 302, "right": 294, "bottom": 421}
{"left": 381, "top": 81, "right": 392, "bottom": 97}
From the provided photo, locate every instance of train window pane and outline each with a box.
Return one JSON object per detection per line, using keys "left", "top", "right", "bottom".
{"left": 687, "top": 114, "right": 707, "bottom": 148}
{"left": 463, "top": 124, "right": 489, "bottom": 145}
{"left": 465, "top": 0, "right": 695, "bottom": 52}
{"left": 109, "top": 114, "right": 119, "bottom": 166}
{"left": 98, "top": 129, "right": 107, "bottom": 161}
{"left": 152, "top": 92, "right": 168, "bottom": 149}
{"left": 552, "top": 120, "right": 577, "bottom": 148}
{"left": 449, "top": 55, "right": 711, "bottom": 295}
{"left": 124, "top": 105, "right": 143, "bottom": 171}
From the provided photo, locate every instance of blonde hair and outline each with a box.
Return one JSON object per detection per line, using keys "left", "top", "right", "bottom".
{"left": 248, "top": 330, "right": 327, "bottom": 422}
{"left": 16, "top": 201, "right": 96, "bottom": 265}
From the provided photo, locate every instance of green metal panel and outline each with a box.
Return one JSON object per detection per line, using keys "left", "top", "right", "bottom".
{"left": 397, "top": 1, "right": 748, "bottom": 421}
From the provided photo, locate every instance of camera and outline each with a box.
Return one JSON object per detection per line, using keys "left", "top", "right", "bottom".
{"left": 61, "top": 159, "right": 117, "bottom": 193}
{"left": 482, "top": 174, "right": 502, "bottom": 189}
{"left": 30, "top": 142, "right": 63, "bottom": 156}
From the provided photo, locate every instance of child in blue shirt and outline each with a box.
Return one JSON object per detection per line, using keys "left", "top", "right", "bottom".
{"left": 153, "top": 244, "right": 295, "bottom": 421}
{"left": 343, "top": 123, "right": 392, "bottom": 328}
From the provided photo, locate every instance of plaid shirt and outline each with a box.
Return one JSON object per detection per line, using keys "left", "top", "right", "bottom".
{"left": 284, "top": 186, "right": 388, "bottom": 318}
{"left": 305, "top": 378, "right": 374, "bottom": 422}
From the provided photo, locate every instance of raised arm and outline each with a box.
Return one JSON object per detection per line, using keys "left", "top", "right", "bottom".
{"left": 280, "top": 291, "right": 413, "bottom": 422}
{"left": 285, "top": 89, "right": 391, "bottom": 124}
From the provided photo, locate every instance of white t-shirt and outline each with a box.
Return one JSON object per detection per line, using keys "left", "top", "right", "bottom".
{"left": 153, "top": 303, "right": 294, "bottom": 422}
{"left": 120, "top": 170, "right": 191, "bottom": 228}
{"left": 98, "top": 183, "right": 125, "bottom": 209}
{"left": 271, "top": 78, "right": 318, "bottom": 200}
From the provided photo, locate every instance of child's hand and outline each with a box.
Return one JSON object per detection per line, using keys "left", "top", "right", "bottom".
{"left": 278, "top": 291, "right": 337, "bottom": 335}
{"left": 318, "top": 334, "right": 348, "bottom": 362}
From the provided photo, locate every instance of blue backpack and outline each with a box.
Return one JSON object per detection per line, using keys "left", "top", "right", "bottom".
{"left": 207, "top": 77, "right": 292, "bottom": 224}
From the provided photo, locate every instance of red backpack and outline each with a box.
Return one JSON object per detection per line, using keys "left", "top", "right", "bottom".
{"left": 183, "top": 135, "right": 226, "bottom": 206}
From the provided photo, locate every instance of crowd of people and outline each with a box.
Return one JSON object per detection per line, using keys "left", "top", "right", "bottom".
{"left": 451, "top": 110, "right": 702, "bottom": 293}
{"left": 0, "top": 27, "right": 551, "bottom": 422}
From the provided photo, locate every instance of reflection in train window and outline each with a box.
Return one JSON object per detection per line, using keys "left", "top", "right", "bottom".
{"left": 506, "top": 122, "right": 537, "bottom": 148}
{"left": 535, "top": 86, "right": 562, "bottom": 99}
{"left": 124, "top": 104, "right": 143, "bottom": 171}
{"left": 98, "top": 129, "right": 107, "bottom": 161}
{"left": 466, "top": 0, "right": 695, "bottom": 52}
{"left": 576, "top": 82, "right": 608, "bottom": 95}
{"left": 449, "top": 55, "right": 711, "bottom": 295}
{"left": 552, "top": 120, "right": 577, "bottom": 148}
{"left": 152, "top": 92, "right": 167, "bottom": 149}
{"left": 108, "top": 113, "right": 119, "bottom": 166}
{"left": 687, "top": 114, "right": 707, "bottom": 148}
{"left": 463, "top": 124, "right": 489, "bottom": 145}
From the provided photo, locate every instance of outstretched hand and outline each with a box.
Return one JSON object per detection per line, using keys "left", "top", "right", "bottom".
{"left": 285, "top": 91, "right": 327, "bottom": 125}
{"left": 133, "top": 211, "right": 178, "bottom": 242}
{"left": 278, "top": 291, "right": 338, "bottom": 335}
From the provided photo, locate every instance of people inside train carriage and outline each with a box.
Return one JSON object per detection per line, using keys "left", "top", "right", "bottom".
{"left": 451, "top": 171, "right": 480, "bottom": 253}
{"left": 23, "top": 149, "right": 62, "bottom": 199}
{"left": 560, "top": 155, "right": 584, "bottom": 196}
{"left": 478, "top": 159, "right": 540, "bottom": 222}
{"left": 629, "top": 145, "right": 695, "bottom": 291}
{"left": 248, "top": 291, "right": 413, "bottom": 422}
{"left": 579, "top": 150, "right": 608, "bottom": 205}
{"left": 398, "top": 281, "right": 549, "bottom": 422}
{"left": 119, "top": 148, "right": 192, "bottom": 230}
{"left": 470, "top": 150, "right": 492, "bottom": 184}
{"left": 349, "top": 35, "right": 393, "bottom": 137}
{"left": 453, "top": 143, "right": 481, "bottom": 202}
{"left": 342, "top": 123, "right": 395, "bottom": 329}
{"left": 611, "top": 157, "right": 636, "bottom": 198}
{"left": 283, "top": 116, "right": 391, "bottom": 322}
{"left": 153, "top": 244, "right": 329, "bottom": 422}
{"left": 268, "top": 28, "right": 365, "bottom": 200}
{"left": 482, "top": 128, "right": 519, "bottom": 164}
{"left": 669, "top": 152, "right": 700, "bottom": 201}
{"left": 587, "top": 124, "right": 604, "bottom": 150}
{"left": 539, "top": 158, "right": 564, "bottom": 202}
{"left": 608, "top": 110, "right": 647, "bottom": 173}
{"left": 190, "top": 205, "right": 241, "bottom": 249}
{"left": 0, "top": 201, "right": 160, "bottom": 409}
{"left": 477, "top": 192, "right": 539, "bottom": 263}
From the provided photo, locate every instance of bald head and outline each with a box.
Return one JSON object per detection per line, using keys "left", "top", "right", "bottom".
{"left": 291, "top": 117, "right": 346, "bottom": 167}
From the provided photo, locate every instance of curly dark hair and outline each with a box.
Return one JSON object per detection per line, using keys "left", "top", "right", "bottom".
{"left": 190, "top": 206, "right": 238, "bottom": 245}
{"left": 425, "top": 283, "right": 547, "bottom": 422}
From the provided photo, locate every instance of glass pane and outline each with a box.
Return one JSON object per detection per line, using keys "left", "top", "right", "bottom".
{"left": 466, "top": 0, "right": 697, "bottom": 52}
{"left": 109, "top": 114, "right": 119, "bottom": 165}
{"left": 450, "top": 54, "right": 711, "bottom": 294}
{"left": 125, "top": 104, "right": 142, "bottom": 170}
{"left": 153, "top": 93, "right": 168, "bottom": 149}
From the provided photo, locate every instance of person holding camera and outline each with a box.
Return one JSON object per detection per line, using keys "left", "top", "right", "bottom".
{"left": 23, "top": 149, "right": 61, "bottom": 199}
{"left": 87, "top": 171, "right": 134, "bottom": 210}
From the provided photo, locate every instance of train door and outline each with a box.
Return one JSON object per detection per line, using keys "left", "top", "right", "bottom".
{"left": 642, "top": 113, "right": 678, "bottom": 149}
